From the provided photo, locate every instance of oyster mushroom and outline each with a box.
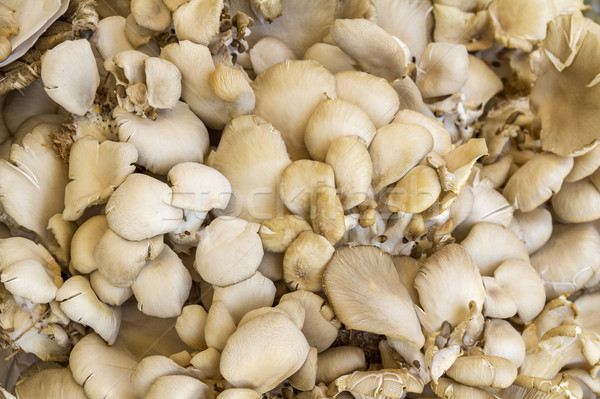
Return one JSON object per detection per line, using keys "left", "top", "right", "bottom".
{"left": 283, "top": 230, "right": 334, "bottom": 292}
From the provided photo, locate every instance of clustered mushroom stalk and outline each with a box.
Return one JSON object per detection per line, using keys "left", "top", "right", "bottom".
{"left": 0, "top": 0, "right": 599, "bottom": 398}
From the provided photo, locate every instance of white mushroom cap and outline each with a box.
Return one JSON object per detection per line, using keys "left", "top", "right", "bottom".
{"left": 94, "top": 228, "right": 165, "bottom": 287}
{"left": 303, "top": 43, "right": 356, "bottom": 74}
{"left": 131, "top": 0, "right": 172, "bottom": 31}
{"left": 330, "top": 18, "right": 407, "bottom": 80}
{"left": 204, "top": 300, "right": 237, "bottom": 351}
{"left": 220, "top": 311, "right": 310, "bottom": 393}
{"left": 104, "top": 50, "right": 149, "bottom": 87}
{"left": 552, "top": 179, "right": 600, "bottom": 223}
{"left": 175, "top": 304, "right": 208, "bottom": 350}
{"left": 416, "top": 42, "right": 469, "bottom": 98}
{"left": 89, "top": 270, "right": 133, "bottom": 306}
{"left": 130, "top": 355, "right": 197, "bottom": 398}
{"left": 483, "top": 319, "right": 526, "bottom": 368}
{"left": 335, "top": 70, "right": 400, "bottom": 128}
{"left": 0, "top": 257, "right": 60, "bottom": 304}
{"left": 195, "top": 216, "right": 264, "bottom": 287}
{"left": 252, "top": 60, "right": 336, "bottom": 160}
{"left": 168, "top": 162, "right": 232, "bottom": 212}
{"left": 144, "top": 57, "right": 182, "bottom": 110}
{"left": 513, "top": 207, "right": 553, "bottom": 254}
{"left": 279, "top": 160, "right": 335, "bottom": 219}
{"left": 393, "top": 109, "right": 452, "bottom": 156}
{"left": 56, "top": 276, "right": 121, "bottom": 344}
{"left": 146, "top": 375, "right": 214, "bottom": 399}
{"left": 207, "top": 115, "right": 291, "bottom": 222}
{"left": 114, "top": 101, "right": 209, "bottom": 175}
{"left": 131, "top": 246, "right": 192, "bottom": 318}
{"left": 105, "top": 173, "right": 183, "bottom": 241}
{"left": 69, "top": 333, "right": 138, "bottom": 399}
{"left": 92, "top": 16, "right": 135, "bottom": 60}
{"left": 250, "top": 36, "right": 297, "bottom": 76}
{"left": 70, "top": 215, "right": 109, "bottom": 274}
{"left": 190, "top": 347, "right": 221, "bottom": 379}
{"left": 304, "top": 98, "right": 376, "bottom": 162}
{"left": 41, "top": 39, "right": 99, "bottom": 116}
{"left": 63, "top": 136, "right": 138, "bottom": 221}
{"left": 14, "top": 367, "right": 87, "bottom": 399}
{"left": 173, "top": 0, "right": 221, "bottom": 46}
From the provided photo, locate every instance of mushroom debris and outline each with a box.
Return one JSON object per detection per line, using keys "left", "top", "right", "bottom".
{"left": 1, "top": 0, "right": 600, "bottom": 398}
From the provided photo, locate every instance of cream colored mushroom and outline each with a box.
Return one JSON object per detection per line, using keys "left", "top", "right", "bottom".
{"left": 433, "top": 5, "right": 493, "bottom": 51}
{"left": 70, "top": 215, "right": 109, "bottom": 274}
{"left": 172, "top": 0, "right": 221, "bottom": 46}
{"left": 283, "top": 230, "right": 334, "bottom": 292}
{"left": 146, "top": 375, "right": 214, "bottom": 399}
{"left": 168, "top": 162, "right": 232, "bottom": 213}
{"left": 131, "top": 246, "right": 192, "bottom": 318}
{"left": 416, "top": 42, "right": 469, "bottom": 98}
{"left": 552, "top": 179, "right": 600, "bottom": 223}
{"left": 446, "top": 355, "right": 517, "bottom": 389}
{"left": 63, "top": 136, "right": 138, "bottom": 221}
{"left": 393, "top": 110, "right": 452, "bottom": 156}
{"left": 131, "top": 0, "right": 171, "bottom": 32}
{"left": 204, "top": 300, "right": 236, "bottom": 351}
{"left": 279, "top": 160, "right": 335, "bottom": 219}
{"left": 124, "top": 13, "right": 153, "bottom": 48}
{"left": 316, "top": 346, "right": 366, "bottom": 384}
{"left": 195, "top": 216, "right": 263, "bottom": 287}
{"left": 92, "top": 16, "right": 135, "bottom": 60}
{"left": 386, "top": 165, "right": 442, "bottom": 214}
{"left": 310, "top": 183, "right": 346, "bottom": 245}
{"left": 304, "top": 98, "right": 376, "bottom": 162}
{"left": 512, "top": 207, "right": 553, "bottom": 254}
{"left": 303, "top": 43, "right": 356, "bottom": 74}
{"left": 14, "top": 367, "right": 87, "bottom": 399}
{"left": 130, "top": 355, "right": 197, "bottom": 398}
{"left": 482, "top": 319, "right": 526, "bottom": 368}
{"left": 89, "top": 271, "right": 133, "bottom": 307}
{"left": 259, "top": 215, "right": 311, "bottom": 253}
{"left": 175, "top": 304, "right": 208, "bottom": 350}
{"left": 105, "top": 173, "right": 183, "bottom": 241}
{"left": 190, "top": 347, "right": 222, "bottom": 379}
{"left": 144, "top": 57, "right": 182, "bottom": 110}
{"left": 56, "top": 276, "right": 121, "bottom": 344}
{"left": 249, "top": 36, "right": 297, "bottom": 75}
{"left": 252, "top": 60, "right": 336, "bottom": 160}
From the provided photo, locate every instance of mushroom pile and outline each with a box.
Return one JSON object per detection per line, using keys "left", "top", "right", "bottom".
{"left": 1, "top": 0, "right": 600, "bottom": 398}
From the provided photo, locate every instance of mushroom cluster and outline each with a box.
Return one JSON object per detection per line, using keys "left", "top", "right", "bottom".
{"left": 1, "top": 0, "right": 600, "bottom": 398}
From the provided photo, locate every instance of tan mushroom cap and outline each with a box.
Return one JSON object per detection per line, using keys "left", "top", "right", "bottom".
{"left": 502, "top": 152, "right": 573, "bottom": 212}
{"left": 124, "top": 13, "right": 153, "bottom": 48}
{"left": 146, "top": 375, "right": 213, "bottom": 399}
{"left": 279, "top": 160, "right": 335, "bottom": 219}
{"left": 415, "top": 244, "right": 485, "bottom": 335}
{"left": 204, "top": 300, "right": 236, "bottom": 351}
{"left": 172, "top": 0, "right": 221, "bottom": 46}
{"left": 130, "top": 355, "right": 194, "bottom": 397}
{"left": 393, "top": 110, "right": 452, "bottom": 156}
{"left": 41, "top": 39, "right": 100, "bottom": 116}
{"left": 279, "top": 290, "right": 340, "bottom": 353}
{"left": 303, "top": 43, "right": 356, "bottom": 75}
{"left": 259, "top": 215, "right": 312, "bottom": 253}
{"left": 131, "top": 0, "right": 172, "bottom": 31}
{"left": 114, "top": 101, "right": 209, "bottom": 175}
{"left": 190, "top": 347, "right": 221, "bottom": 379}
{"left": 94, "top": 229, "right": 165, "bottom": 287}
{"left": 460, "top": 222, "right": 529, "bottom": 276}
{"left": 70, "top": 215, "right": 109, "bottom": 274}
{"left": 168, "top": 162, "right": 232, "bottom": 212}
{"left": 288, "top": 346, "right": 317, "bottom": 391}
{"left": 446, "top": 355, "right": 517, "bottom": 389}
{"left": 144, "top": 57, "right": 182, "bottom": 110}
{"left": 252, "top": 60, "right": 336, "bottom": 160}
{"left": 566, "top": 145, "right": 600, "bottom": 182}
{"left": 217, "top": 388, "right": 262, "bottom": 399}
{"left": 387, "top": 165, "right": 441, "bottom": 213}
{"left": 330, "top": 18, "right": 406, "bottom": 80}
{"left": 92, "top": 16, "right": 135, "bottom": 61}
{"left": 175, "top": 304, "right": 208, "bottom": 350}
{"left": 513, "top": 207, "right": 553, "bottom": 254}
{"left": 220, "top": 311, "right": 310, "bottom": 393}
{"left": 483, "top": 319, "right": 526, "bottom": 368}
{"left": 531, "top": 223, "right": 600, "bottom": 299}
{"left": 195, "top": 216, "right": 264, "bottom": 287}
{"left": 370, "top": 123, "right": 434, "bottom": 193}
{"left": 335, "top": 368, "right": 425, "bottom": 398}
{"left": 14, "top": 367, "right": 87, "bottom": 399}
{"left": 326, "top": 136, "right": 373, "bottom": 210}
{"left": 105, "top": 173, "right": 183, "bottom": 241}
{"left": 335, "top": 71, "right": 400, "bottom": 128}
{"left": 316, "top": 346, "right": 366, "bottom": 385}
{"left": 283, "top": 230, "right": 334, "bottom": 292}
{"left": 433, "top": 5, "right": 493, "bottom": 51}
{"left": 310, "top": 183, "right": 346, "bottom": 245}
{"left": 432, "top": 377, "right": 497, "bottom": 399}
{"left": 305, "top": 98, "right": 376, "bottom": 162}
{"left": 482, "top": 276, "right": 518, "bottom": 319}
{"left": 89, "top": 270, "right": 133, "bottom": 307}
{"left": 552, "top": 179, "right": 600, "bottom": 223}
{"left": 416, "top": 42, "right": 469, "bottom": 98}
{"left": 249, "top": 36, "right": 297, "bottom": 76}
{"left": 323, "top": 246, "right": 424, "bottom": 347}
{"left": 63, "top": 136, "right": 137, "bottom": 221}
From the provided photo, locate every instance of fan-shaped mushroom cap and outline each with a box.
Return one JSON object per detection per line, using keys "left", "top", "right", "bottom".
{"left": 92, "top": 16, "right": 135, "bottom": 60}
{"left": 433, "top": 5, "right": 493, "bottom": 51}
{"left": 330, "top": 18, "right": 406, "bottom": 80}
{"left": 168, "top": 162, "right": 231, "bottom": 212}
{"left": 217, "top": 388, "right": 262, "bottom": 399}
{"left": 175, "top": 304, "right": 208, "bottom": 350}
{"left": 259, "top": 215, "right": 311, "bottom": 253}
{"left": 502, "top": 152, "right": 573, "bottom": 212}
{"left": 335, "top": 71, "right": 399, "bottom": 128}
{"left": 483, "top": 319, "right": 526, "bottom": 368}
{"left": 387, "top": 165, "right": 441, "bottom": 213}
{"left": 552, "top": 179, "right": 600, "bottom": 223}
{"left": 204, "top": 300, "right": 236, "bottom": 351}
{"left": 229, "top": 0, "right": 337, "bottom": 56}
{"left": 105, "top": 173, "right": 183, "bottom": 241}
{"left": 131, "top": 246, "right": 192, "bottom": 318}
{"left": 63, "top": 137, "right": 137, "bottom": 221}
{"left": 460, "top": 223, "right": 529, "bottom": 276}
{"left": 446, "top": 355, "right": 517, "bottom": 389}
{"left": 416, "top": 42, "right": 469, "bottom": 98}
{"left": 316, "top": 346, "right": 366, "bottom": 384}
{"left": 41, "top": 39, "right": 99, "bottom": 116}
{"left": 70, "top": 215, "right": 109, "bottom": 274}
{"left": 323, "top": 246, "right": 424, "bottom": 347}
{"left": 415, "top": 244, "right": 485, "bottom": 335}
{"left": 303, "top": 43, "right": 356, "bottom": 75}
{"left": 131, "top": 0, "right": 171, "bottom": 31}
{"left": 94, "top": 228, "right": 164, "bottom": 287}
{"left": 89, "top": 271, "right": 133, "bottom": 306}
{"left": 220, "top": 311, "right": 310, "bottom": 393}
{"left": 212, "top": 272, "right": 276, "bottom": 324}
{"left": 279, "top": 290, "right": 339, "bottom": 353}
{"left": 513, "top": 208, "right": 553, "bottom": 254}
{"left": 208, "top": 115, "right": 291, "bottom": 222}
{"left": 114, "top": 102, "right": 209, "bottom": 175}
{"left": 370, "top": 123, "right": 433, "bottom": 193}
{"left": 252, "top": 60, "right": 336, "bottom": 160}
{"left": 325, "top": 136, "right": 372, "bottom": 210}
{"left": 288, "top": 346, "right": 318, "bottom": 391}
{"left": 56, "top": 276, "right": 121, "bottom": 344}
{"left": 195, "top": 216, "right": 263, "bottom": 287}
{"left": 432, "top": 377, "right": 496, "bottom": 398}
{"left": 393, "top": 110, "right": 452, "bottom": 156}
{"left": 283, "top": 230, "right": 334, "bottom": 292}
{"left": 482, "top": 276, "right": 517, "bottom": 319}
{"left": 566, "top": 146, "right": 600, "bottom": 182}
{"left": 250, "top": 36, "right": 297, "bottom": 75}
{"left": 105, "top": 50, "right": 148, "bottom": 87}
{"left": 131, "top": 355, "right": 197, "bottom": 398}
{"left": 279, "top": 160, "right": 335, "bottom": 219}
{"left": 124, "top": 13, "right": 153, "bottom": 48}
{"left": 14, "top": 367, "right": 87, "bottom": 399}
{"left": 144, "top": 57, "right": 181, "bottom": 111}
{"left": 305, "top": 98, "right": 376, "bottom": 162}
{"left": 172, "top": 0, "right": 221, "bottom": 46}
{"left": 70, "top": 334, "right": 138, "bottom": 399}
{"left": 531, "top": 223, "right": 600, "bottom": 299}
{"left": 146, "top": 375, "right": 214, "bottom": 399}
